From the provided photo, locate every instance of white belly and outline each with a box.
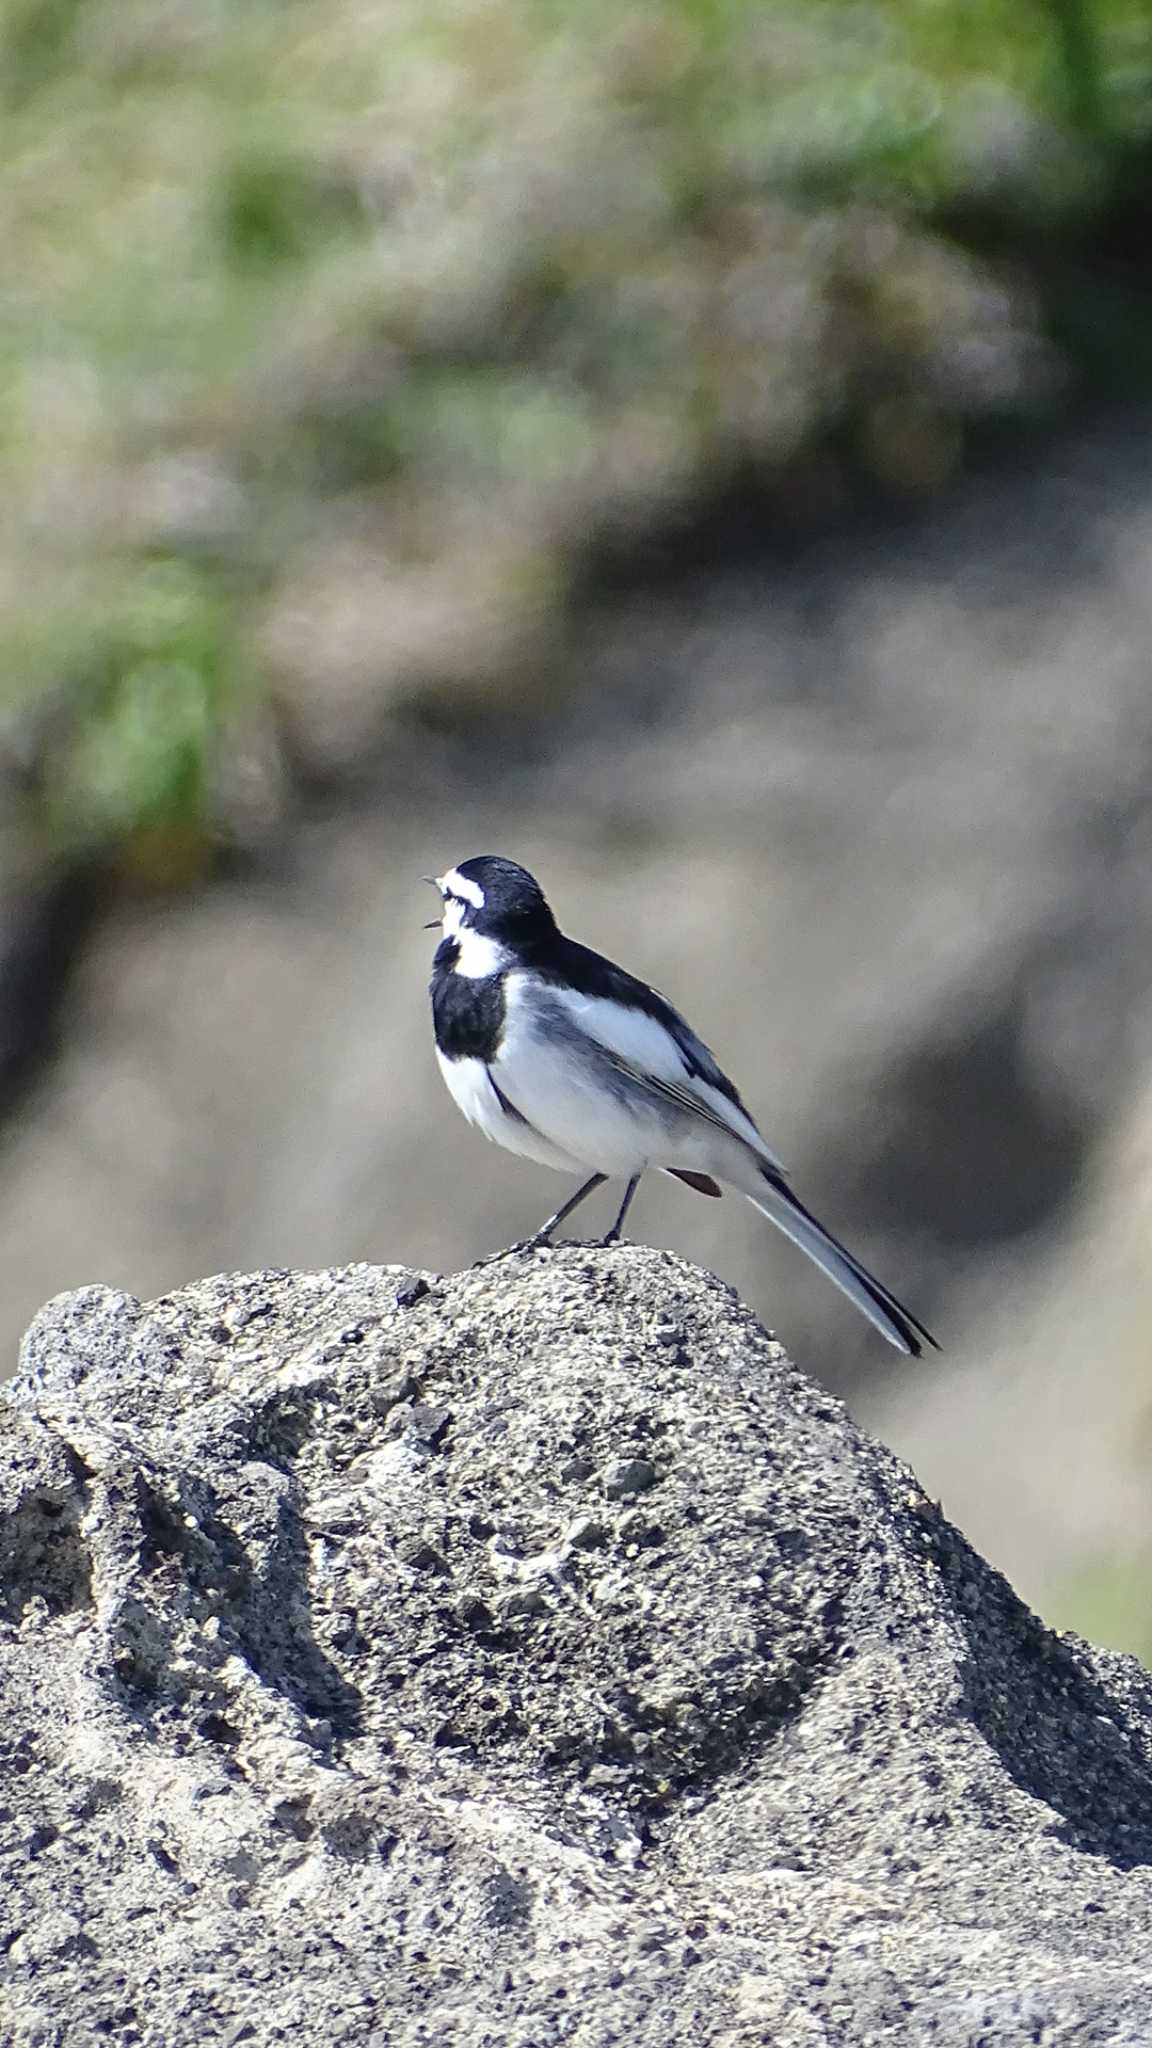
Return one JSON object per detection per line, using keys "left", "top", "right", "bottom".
{"left": 439, "top": 973, "right": 761, "bottom": 1185}
{"left": 436, "top": 1049, "right": 583, "bottom": 1174}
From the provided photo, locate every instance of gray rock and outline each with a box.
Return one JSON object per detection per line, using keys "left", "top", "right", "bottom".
{"left": 3, "top": 1246, "right": 1152, "bottom": 2046}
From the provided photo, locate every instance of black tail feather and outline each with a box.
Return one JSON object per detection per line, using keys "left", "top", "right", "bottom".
{"left": 749, "top": 1167, "right": 938, "bottom": 1357}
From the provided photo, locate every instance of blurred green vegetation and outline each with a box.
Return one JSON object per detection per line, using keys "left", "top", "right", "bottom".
{"left": 0, "top": 0, "right": 1149, "bottom": 873}
{"left": 1052, "top": 1557, "right": 1152, "bottom": 1665}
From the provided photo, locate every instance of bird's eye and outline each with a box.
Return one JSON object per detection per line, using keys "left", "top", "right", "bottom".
{"left": 437, "top": 893, "right": 469, "bottom": 935}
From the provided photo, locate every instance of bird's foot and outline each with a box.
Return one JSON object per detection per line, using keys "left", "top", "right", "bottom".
{"left": 498, "top": 1229, "right": 558, "bottom": 1258}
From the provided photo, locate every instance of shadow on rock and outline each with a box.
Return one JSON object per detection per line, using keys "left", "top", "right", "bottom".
{"left": 937, "top": 1517, "right": 1152, "bottom": 1870}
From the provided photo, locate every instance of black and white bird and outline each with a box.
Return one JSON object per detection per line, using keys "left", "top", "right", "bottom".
{"left": 428, "top": 855, "right": 936, "bottom": 1356}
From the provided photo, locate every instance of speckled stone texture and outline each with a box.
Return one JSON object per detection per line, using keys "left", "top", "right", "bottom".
{"left": 3, "top": 1246, "right": 1152, "bottom": 2046}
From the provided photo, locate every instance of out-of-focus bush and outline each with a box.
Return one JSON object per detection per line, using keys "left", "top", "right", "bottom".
{"left": 0, "top": 0, "right": 1148, "bottom": 874}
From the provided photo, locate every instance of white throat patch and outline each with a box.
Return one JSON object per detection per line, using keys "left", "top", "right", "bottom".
{"left": 451, "top": 927, "right": 508, "bottom": 979}
{"left": 438, "top": 868, "right": 504, "bottom": 975}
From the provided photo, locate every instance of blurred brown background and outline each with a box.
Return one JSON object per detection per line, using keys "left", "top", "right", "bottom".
{"left": 2, "top": 0, "right": 1152, "bottom": 1652}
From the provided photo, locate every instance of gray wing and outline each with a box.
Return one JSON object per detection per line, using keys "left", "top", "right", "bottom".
{"left": 598, "top": 1045, "right": 785, "bottom": 1170}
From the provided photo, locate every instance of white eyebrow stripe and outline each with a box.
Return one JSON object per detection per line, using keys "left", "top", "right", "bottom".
{"left": 441, "top": 866, "right": 485, "bottom": 909}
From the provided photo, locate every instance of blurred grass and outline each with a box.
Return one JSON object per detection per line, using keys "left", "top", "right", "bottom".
{"left": 0, "top": 0, "right": 1149, "bottom": 871}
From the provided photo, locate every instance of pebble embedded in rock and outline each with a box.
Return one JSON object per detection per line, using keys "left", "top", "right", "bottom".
{"left": 601, "top": 1457, "right": 659, "bottom": 1499}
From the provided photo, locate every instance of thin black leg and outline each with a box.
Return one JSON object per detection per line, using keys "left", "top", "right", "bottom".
{"left": 602, "top": 1171, "right": 642, "bottom": 1244}
{"left": 527, "top": 1172, "right": 608, "bottom": 1247}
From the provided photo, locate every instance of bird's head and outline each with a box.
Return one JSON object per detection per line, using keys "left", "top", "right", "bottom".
{"left": 427, "top": 856, "right": 557, "bottom": 966}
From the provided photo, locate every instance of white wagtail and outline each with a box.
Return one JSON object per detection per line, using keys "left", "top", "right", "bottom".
{"left": 427, "top": 855, "right": 936, "bottom": 1356}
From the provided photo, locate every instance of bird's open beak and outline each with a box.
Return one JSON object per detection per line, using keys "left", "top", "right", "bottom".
{"left": 422, "top": 875, "right": 442, "bottom": 929}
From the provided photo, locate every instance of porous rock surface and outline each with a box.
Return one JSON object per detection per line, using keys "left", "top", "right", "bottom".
{"left": 3, "top": 1246, "right": 1152, "bottom": 2046}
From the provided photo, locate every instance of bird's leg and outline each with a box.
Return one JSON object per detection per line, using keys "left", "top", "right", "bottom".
{"left": 517, "top": 1173, "right": 608, "bottom": 1250}
{"left": 602, "top": 1171, "right": 642, "bottom": 1245}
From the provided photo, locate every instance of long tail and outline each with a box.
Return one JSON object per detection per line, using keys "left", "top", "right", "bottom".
{"left": 744, "top": 1168, "right": 937, "bottom": 1357}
